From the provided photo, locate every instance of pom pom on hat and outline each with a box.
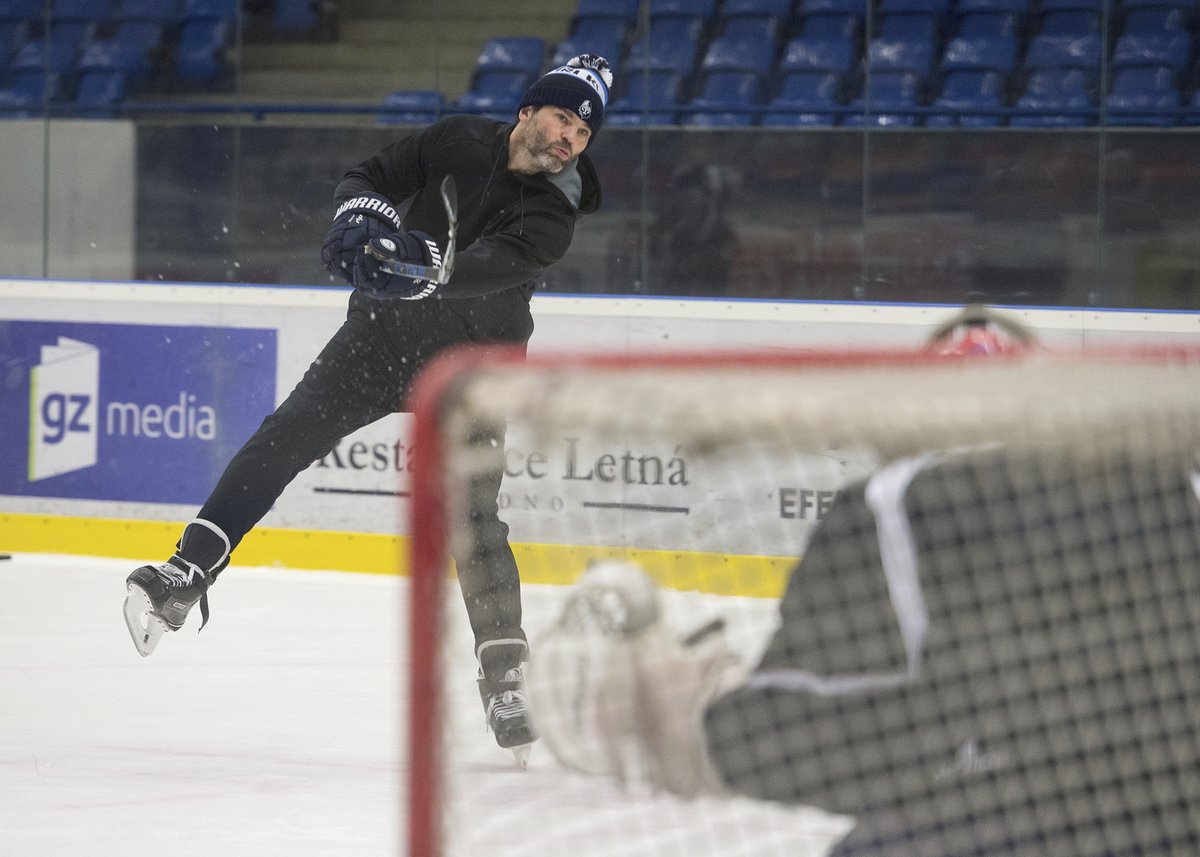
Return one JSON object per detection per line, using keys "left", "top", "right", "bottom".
{"left": 519, "top": 54, "right": 612, "bottom": 134}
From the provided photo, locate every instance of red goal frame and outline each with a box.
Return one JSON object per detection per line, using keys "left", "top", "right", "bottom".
{"left": 402, "top": 341, "right": 1199, "bottom": 856}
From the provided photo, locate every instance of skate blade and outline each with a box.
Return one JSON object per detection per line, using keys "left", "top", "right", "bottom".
{"left": 123, "top": 583, "right": 167, "bottom": 657}
{"left": 510, "top": 744, "right": 532, "bottom": 771}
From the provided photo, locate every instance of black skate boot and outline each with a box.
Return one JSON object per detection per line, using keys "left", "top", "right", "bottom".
{"left": 123, "top": 520, "right": 230, "bottom": 657}
{"left": 477, "top": 639, "right": 536, "bottom": 768}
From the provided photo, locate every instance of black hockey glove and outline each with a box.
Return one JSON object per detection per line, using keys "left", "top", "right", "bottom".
{"left": 320, "top": 191, "right": 403, "bottom": 284}
{"left": 352, "top": 230, "right": 441, "bottom": 300}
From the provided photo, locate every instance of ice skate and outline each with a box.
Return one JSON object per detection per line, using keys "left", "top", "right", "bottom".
{"left": 480, "top": 666, "right": 536, "bottom": 768}
{"left": 123, "top": 520, "right": 229, "bottom": 656}
{"left": 477, "top": 639, "right": 536, "bottom": 768}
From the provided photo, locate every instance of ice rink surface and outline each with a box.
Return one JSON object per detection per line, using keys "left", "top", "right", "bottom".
{"left": 0, "top": 554, "right": 851, "bottom": 857}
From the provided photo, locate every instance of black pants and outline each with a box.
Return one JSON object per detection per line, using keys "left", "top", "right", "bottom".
{"left": 196, "top": 295, "right": 532, "bottom": 653}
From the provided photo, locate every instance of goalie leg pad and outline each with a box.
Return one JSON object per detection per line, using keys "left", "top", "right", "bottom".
{"left": 526, "top": 562, "right": 744, "bottom": 797}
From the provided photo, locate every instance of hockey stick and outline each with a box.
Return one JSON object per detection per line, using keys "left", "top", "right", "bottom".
{"left": 366, "top": 174, "right": 458, "bottom": 284}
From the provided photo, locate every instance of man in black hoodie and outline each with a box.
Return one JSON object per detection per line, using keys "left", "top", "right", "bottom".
{"left": 123, "top": 55, "right": 612, "bottom": 759}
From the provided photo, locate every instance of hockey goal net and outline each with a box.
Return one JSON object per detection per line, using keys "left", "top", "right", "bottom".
{"left": 407, "top": 344, "right": 1200, "bottom": 857}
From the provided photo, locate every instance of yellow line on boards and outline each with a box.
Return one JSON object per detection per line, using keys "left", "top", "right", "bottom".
{"left": 0, "top": 513, "right": 793, "bottom": 598}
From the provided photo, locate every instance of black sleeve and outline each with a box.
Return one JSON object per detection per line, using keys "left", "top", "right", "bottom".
{"left": 332, "top": 123, "right": 435, "bottom": 203}
{"left": 439, "top": 208, "right": 574, "bottom": 299}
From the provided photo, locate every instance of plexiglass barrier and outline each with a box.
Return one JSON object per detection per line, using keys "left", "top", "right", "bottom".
{"left": 4, "top": 1, "right": 1200, "bottom": 310}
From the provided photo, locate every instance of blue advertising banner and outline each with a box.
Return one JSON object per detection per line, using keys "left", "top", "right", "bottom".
{"left": 0, "top": 321, "right": 276, "bottom": 504}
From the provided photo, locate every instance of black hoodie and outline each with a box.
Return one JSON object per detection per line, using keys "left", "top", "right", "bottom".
{"left": 333, "top": 114, "right": 602, "bottom": 341}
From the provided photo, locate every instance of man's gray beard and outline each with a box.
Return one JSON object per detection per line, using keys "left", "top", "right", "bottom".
{"left": 529, "top": 147, "right": 566, "bottom": 174}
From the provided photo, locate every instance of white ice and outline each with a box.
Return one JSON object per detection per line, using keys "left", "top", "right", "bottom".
{"left": 0, "top": 554, "right": 851, "bottom": 857}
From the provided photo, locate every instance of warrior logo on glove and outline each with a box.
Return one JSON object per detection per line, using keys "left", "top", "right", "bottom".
{"left": 357, "top": 231, "right": 442, "bottom": 300}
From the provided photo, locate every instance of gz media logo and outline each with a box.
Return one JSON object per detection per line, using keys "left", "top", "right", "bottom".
{"left": 2, "top": 320, "right": 276, "bottom": 504}
{"left": 27, "top": 336, "right": 221, "bottom": 483}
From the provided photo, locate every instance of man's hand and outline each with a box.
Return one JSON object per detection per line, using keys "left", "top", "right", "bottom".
{"left": 320, "top": 192, "right": 404, "bottom": 284}
{"left": 353, "top": 231, "right": 441, "bottom": 300}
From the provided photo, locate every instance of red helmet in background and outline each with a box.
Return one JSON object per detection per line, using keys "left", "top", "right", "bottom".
{"left": 925, "top": 305, "right": 1036, "bottom": 357}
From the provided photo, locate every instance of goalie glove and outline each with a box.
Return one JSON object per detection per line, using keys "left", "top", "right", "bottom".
{"left": 320, "top": 191, "right": 403, "bottom": 284}
{"left": 353, "top": 231, "right": 441, "bottom": 300}
{"left": 525, "top": 561, "right": 745, "bottom": 798}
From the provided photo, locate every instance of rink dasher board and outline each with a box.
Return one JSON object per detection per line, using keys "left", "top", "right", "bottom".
{"left": 3, "top": 279, "right": 1199, "bottom": 590}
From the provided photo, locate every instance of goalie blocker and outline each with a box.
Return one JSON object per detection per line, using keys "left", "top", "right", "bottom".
{"left": 530, "top": 445, "right": 1200, "bottom": 857}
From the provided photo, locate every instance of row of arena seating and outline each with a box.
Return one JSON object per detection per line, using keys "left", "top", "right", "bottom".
{"left": 6, "top": 0, "right": 1200, "bottom": 125}
{"left": 0, "top": 0, "right": 325, "bottom": 114}
{"left": 380, "top": 0, "right": 1200, "bottom": 127}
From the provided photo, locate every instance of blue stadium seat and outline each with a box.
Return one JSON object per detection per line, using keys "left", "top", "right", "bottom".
{"left": 801, "top": 0, "right": 867, "bottom": 14}
{"left": 877, "top": 11, "right": 940, "bottom": 41}
{"left": 868, "top": 36, "right": 938, "bottom": 75}
{"left": 78, "top": 36, "right": 151, "bottom": 77}
{"left": 717, "top": 14, "right": 781, "bottom": 43}
{"left": 1120, "top": 0, "right": 1196, "bottom": 10}
{"left": 1024, "top": 31, "right": 1102, "bottom": 70}
{"left": 868, "top": 13, "right": 941, "bottom": 80}
{"left": 954, "top": 10, "right": 1018, "bottom": 38}
{"left": 649, "top": 0, "right": 718, "bottom": 20}
{"left": 273, "top": 0, "right": 319, "bottom": 33}
{"left": 681, "top": 111, "right": 757, "bottom": 125}
{"left": 779, "top": 34, "right": 857, "bottom": 74}
{"left": 681, "top": 69, "right": 764, "bottom": 124}
{"left": 174, "top": 18, "right": 230, "bottom": 81}
{"left": 625, "top": 16, "right": 703, "bottom": 72}
{"left": 940, "top": 33, "right": 1019, "bottom": 73}
{"left": 715, "top": 8, "right": 788, "bottom": 52}
{"left": 1112, "top": 31, "right": 1192, "bottom": 72}
{"left": 113, "top": 0, "right": 182, "bottom": 23}
{"left": 181, "top": 0, "right": 237, "bottom": 21}
{"left": 113, "top": 20, "right": 165, "bottom": 55}
{"left": 1037, "top": 9, "right": 1100, "bottom": 35}
{"left": 52, "top": 0, "right": 113, "bottom": 22}
{"left": 700, "top": 27, "right": 777, "bottom": 74}
{"left": 761, "top": 70, "right": 844, "bottom": 125}
{"left": 571, "top": 15, "right": 629, "bottom": 46}
{"left": 12, "top": 37, "right": 79, "bottom": 75}
{"left": 0, "top": 19, "right": 28, "bottom": 63}
{"left": 844, "top": 70, "right": 924, "bottom": 126}
{"left": 1121, "top": 5, "right": 1190, "bottom": 33}
{"left": 570, "top": 0, "right": 638, "bottom": 50}
{"left": 0, "top": 0, "right": 42, "bottom": 23}
{"left": 474, "top": 37, "right": 545, "bottom": 76}
{"left": 573, "top": 0, "right": 640, "bottom": 22}
{"left": 0, "top": 86, "right": 36, "bottom": 116}
{"left": 607, "top": 68, "right": 684, "bottom": 122}
{"left": 377, "top": 90, "right": 445, "bottom": 124}
{"left": 43, "top": 20, "right": 97, "bottom": 56}
{"left": 1122, "top": 0, "right": 1196, "bottom": 7}
{"left": 721, "top": 0, "right": 792, "bottom": 17}
{"left": 453, "top": 70, "right": 535, "bottom": 118}
{"left": 1105, "top": 64, "right": 1181, "bottom": 126}
{"left": 1010, "top": 66, "right": 1095, "bottom": 126}
{"left": 878, "top": 0, "right": 951, "bottom": 14}
{"left": 1037, "top": 0, "right": 1104, "bottom": 11}
{"left": 954, "top": 0, "right": 1031, "bottom": 12}
{"left": 5, "top": 69, "right": 65, "bottom": 104}
{"left": 926, "top": 68, "right": 1006, "bottom": 126}
{"left": 75, "top": 68, "right": 127, "bottom": 116}
{"left": 797, "top": 12, "right": 861, "bottom": 39}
